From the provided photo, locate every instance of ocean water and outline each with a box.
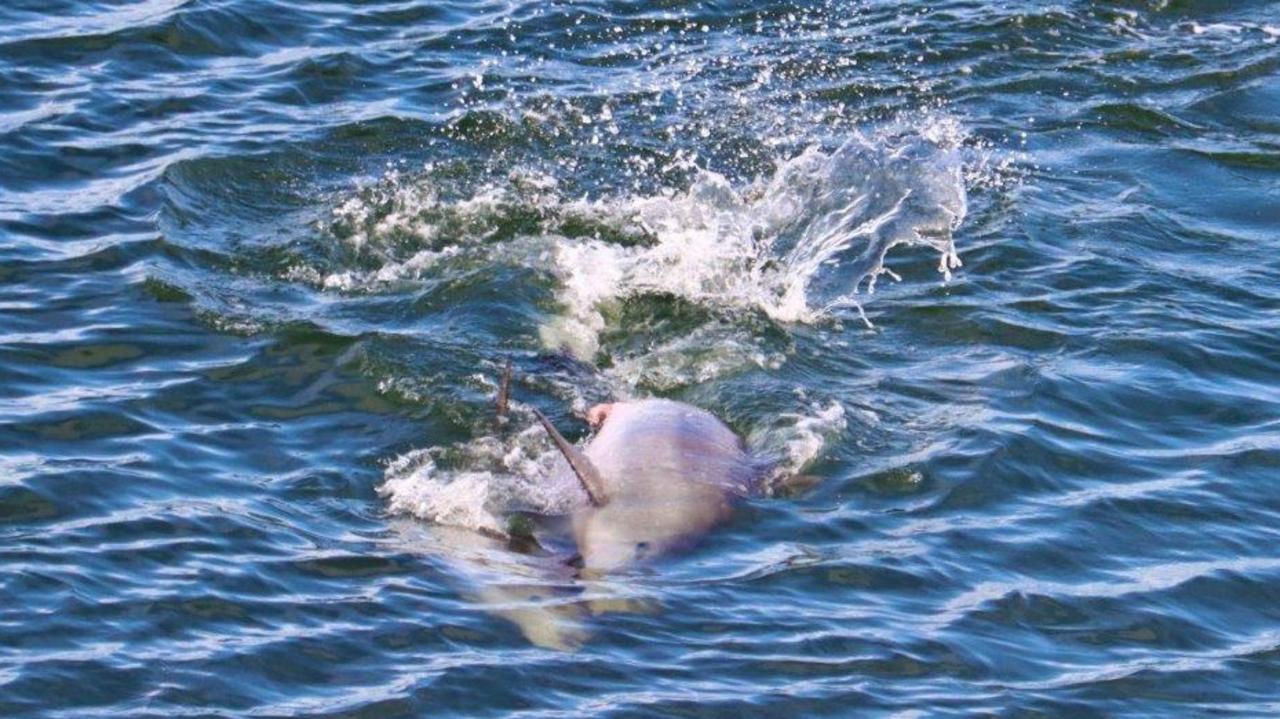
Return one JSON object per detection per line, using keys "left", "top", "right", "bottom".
{"left": 3, "top": 0, "right": 1280, "bottom": 715}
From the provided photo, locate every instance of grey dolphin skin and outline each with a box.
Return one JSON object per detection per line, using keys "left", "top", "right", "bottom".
{"left": 533, "top": 398, "right": 757, "bottom": 575}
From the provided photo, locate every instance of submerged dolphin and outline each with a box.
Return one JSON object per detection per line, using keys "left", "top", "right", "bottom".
{"left": 532, "top": 397, "right": 759, "bottom": 574}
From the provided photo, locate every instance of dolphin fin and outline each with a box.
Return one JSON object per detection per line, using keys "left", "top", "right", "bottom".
{"left": 531, "top": 408, "right": 609, "bottom": 507}
{"left": 495, "top": 358, "right": 513, "bottom": 422}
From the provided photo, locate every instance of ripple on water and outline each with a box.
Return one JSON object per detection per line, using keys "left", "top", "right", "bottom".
{"left": 4, "top": 0, "right": 1280, "bottom": 716}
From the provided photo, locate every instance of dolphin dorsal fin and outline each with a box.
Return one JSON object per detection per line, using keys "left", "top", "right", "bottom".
{"left": 531, "top": 408, "right": 609, "bottom": 507}
{"left": 495, "top": 359, "right": 512, "bottom": 421}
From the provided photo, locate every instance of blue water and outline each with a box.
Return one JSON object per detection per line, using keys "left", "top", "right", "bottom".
{"left": 4, "top": 1, "right": 1280, "bottom": 715}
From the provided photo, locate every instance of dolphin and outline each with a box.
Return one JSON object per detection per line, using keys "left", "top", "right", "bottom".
{"left": 531, "top": 397, "right": 759, "bottom": 575}
{"left": 406, "top": 362, "right": 768, "bottom": 649}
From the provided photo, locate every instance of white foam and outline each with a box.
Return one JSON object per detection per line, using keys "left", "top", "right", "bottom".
{"left": 381, "top": 450, "right": 505, "bottom": 535}
{"left": 747, "top": 398, "right": 849, "bottom": 489}
{"left": 604, "top": 324, "right": 785, "bottom": 394}
{"left": 1187, "top": 22, "right": 1244, "bottom": 36}
{"left": 379, "top": 413, "right": 587, "bottom": 533}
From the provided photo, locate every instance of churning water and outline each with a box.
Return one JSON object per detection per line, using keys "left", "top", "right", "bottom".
{"left": 3, "top": 0, "right": 1280, "bottom": 716}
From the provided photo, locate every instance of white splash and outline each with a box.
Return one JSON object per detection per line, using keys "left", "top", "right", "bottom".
{"left": 746, "top": 397, "right": 850, "bottom": 489}
{"left": 539, "top": 120, "right": 969, "bottom": 358}
{"left": 380, "top": 415, "right": 587, "bottom": 533}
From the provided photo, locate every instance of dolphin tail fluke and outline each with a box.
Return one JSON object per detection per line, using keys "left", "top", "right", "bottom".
{"left": 531, "top": 408, "right": 610, "bottom": 507}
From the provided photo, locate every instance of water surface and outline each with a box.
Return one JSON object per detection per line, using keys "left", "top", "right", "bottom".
{"left": 3, "top": 0, "right": 1280, "bottom": 716}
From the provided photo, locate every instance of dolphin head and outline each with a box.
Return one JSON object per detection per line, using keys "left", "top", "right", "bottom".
{"left": 572, "top": 508, "right": 651, "bottom": 574}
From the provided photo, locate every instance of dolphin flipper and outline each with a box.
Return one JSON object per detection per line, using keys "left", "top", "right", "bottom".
{"left": 531, "top": 408, "right": 610, "bottom": 507}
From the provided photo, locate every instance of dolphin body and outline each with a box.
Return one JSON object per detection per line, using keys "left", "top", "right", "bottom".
{"left": 533, "top": 398, "right": 759, "bottom": 575}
